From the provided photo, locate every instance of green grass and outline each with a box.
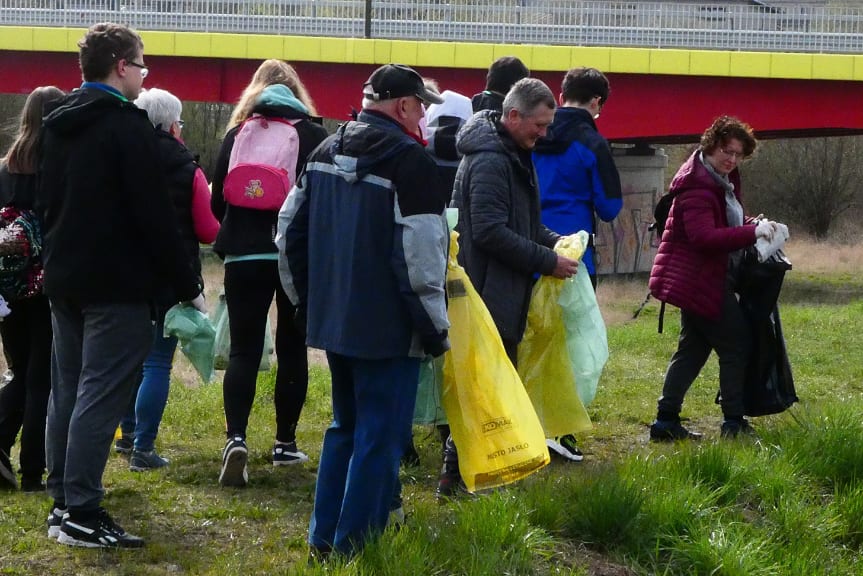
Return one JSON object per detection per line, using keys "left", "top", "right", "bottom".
{"left": 2, "top": 273, "right": 863, "bottom": 575}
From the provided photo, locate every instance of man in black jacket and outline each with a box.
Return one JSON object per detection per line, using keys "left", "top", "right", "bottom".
{"left": 440, "top": 78, "right": 579, "bottom": 496}
{"left": 36, "top": 22, "right": 201, "bottom": 549}
{"left": 471, "top": 56, "right": 530, "bottom": 113}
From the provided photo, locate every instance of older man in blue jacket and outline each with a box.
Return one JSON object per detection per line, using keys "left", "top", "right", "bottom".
{"left": 278, "top": 64, "right": 449, "bottom": 558}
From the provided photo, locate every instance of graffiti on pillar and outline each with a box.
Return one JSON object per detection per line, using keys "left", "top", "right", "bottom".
{"left": 594, "top": 185, "right": 659, "bottom": 275}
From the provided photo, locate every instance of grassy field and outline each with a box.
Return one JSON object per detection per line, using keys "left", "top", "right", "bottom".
{"left": 1, "top": 238, "right": 863, "bottom": 575}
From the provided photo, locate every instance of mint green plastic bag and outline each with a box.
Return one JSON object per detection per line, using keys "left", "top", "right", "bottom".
{"left": 413, "top": 356, "right": 447, "bottom": 425}
{"left": 164, "top": 303, "right": 217, "bottom": 384}
{"left": 559, "top": 264, "right": 609, "bottom": 407}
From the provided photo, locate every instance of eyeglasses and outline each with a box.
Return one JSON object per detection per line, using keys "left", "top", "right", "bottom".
{"left": 126, "top": 60, "right": 149, "bottom": 79}
{"left": 176, "top": 120, "right": 185, "bottom": 129}
{"left": 720, "top": 147, "right": 746, "bottom": 160}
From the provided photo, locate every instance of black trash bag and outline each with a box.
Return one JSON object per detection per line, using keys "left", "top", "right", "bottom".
{"left": 717, "top": 249, "right": 798, "bottom": 416}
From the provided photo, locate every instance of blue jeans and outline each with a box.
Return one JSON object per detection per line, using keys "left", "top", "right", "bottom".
{"left": 309, "top": 353, "right": 419, "bottom": 555}
{"left": 120, "top": 320, "right": 178, "bottom": 452}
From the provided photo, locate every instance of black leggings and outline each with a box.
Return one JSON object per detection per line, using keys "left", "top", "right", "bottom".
{"left": 0, "top": 295, "right": 52, "bottom": 481}
{"left": 222, "top": 259, "right": 308, "bottom": 442}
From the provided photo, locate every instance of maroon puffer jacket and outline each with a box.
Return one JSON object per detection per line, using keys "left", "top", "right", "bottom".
{"left": 649, "top": 151, "right": 757, "bottom": 321}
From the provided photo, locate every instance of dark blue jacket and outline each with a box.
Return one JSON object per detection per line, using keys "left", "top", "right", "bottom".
{"left": 277, "top": 110, "right": 449, "bottom": 359}
{"left": 534, "top": 107, "right": 622, "bottom": 275}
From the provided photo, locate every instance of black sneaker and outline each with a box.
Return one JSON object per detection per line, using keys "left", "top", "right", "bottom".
{"left": 129, "top": 449, "right": 169, "bottom": 472}
{"left": 546, "top": 435, "right": 584, "bottom": 462}
{"left": 649, "top": 420, "right": 704, "bottom": 442}
{"left": 219, "top": 435, "right": 248, "bottom": 487}
{"left": 721, "top": 418, "right": 756, "bottom": 439}
{"left": 272, "top": 441, "right": 309, "bottom": 466}
{"left": 47, "top": 507, "right": 68, "bottom": 539}
{"left": 114, "top": 435, "right": 133, "bottom": 455}
{"left": 0, "top": 449, "right": 17, "bottom": 490}
{"left": 58, "top": 508, "right": 145, "bottom": 548}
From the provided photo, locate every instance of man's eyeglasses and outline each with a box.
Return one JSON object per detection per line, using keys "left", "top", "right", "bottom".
{"left": 126, "top": 60, "right": 149, "bottom": 79}
{"left": 176, "top": 120, "right": 185, "bottom": 129}
{"left": 720, "top": 148, "right": 746, "bottom": 160}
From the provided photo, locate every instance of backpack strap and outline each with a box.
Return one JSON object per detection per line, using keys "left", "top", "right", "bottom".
{"left": 657, "top": 300, "right": 666, "bottom": 334}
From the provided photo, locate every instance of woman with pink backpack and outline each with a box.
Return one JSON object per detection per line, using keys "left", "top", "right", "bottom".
{"left": 210, "top": 59, "right": 328, "bottom": 487}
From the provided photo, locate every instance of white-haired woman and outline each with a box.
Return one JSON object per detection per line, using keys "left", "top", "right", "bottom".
{"left": 117, "top": 88, "right": 219, "bottom": 471}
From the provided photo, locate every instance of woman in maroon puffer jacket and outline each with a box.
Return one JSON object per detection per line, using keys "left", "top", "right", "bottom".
{"left": 648, "top": 116, "right": 777, "bottom": 441}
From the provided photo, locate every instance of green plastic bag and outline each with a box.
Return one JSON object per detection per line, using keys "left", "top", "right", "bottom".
{"left": 212, "top": 290, "right": 274, "bottom": 372}
{"left": 413, "top": 356, "right": 447, "bottom": 425}
{"left": 164, "top": 303, "right": 216, "bottom": 384}
{"left": 560, "top": 264, "right": 609, "bottom": 407}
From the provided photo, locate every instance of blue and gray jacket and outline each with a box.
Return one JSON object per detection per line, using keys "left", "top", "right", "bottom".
{"left": 533, "top": 107, "right": 622, "bottom": 275}
{"left": 277, "top": 110, "right": 450, "bottom": 359}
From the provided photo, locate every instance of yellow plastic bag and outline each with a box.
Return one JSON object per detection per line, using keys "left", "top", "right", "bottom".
{"left": 442, "top": 231, "right": 549, "bottom": 493}
{"left": 518, "top": 232, "right": 592, "bottom": 438}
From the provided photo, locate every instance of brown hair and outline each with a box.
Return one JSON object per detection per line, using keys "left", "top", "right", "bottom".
{"left": 3, "top": 86, "right": 65, "bottom": 174}
{"left": 226, "top": 59, "right": 318, "bottom": 132}
{"left": 700, "top": 115, "right": 757, "bottom": 158}
{"left": 562, "top": 67, "right": 610, "bottom": 106}
{"left": 78, "top": 22, "right": 143, "bottom": 82}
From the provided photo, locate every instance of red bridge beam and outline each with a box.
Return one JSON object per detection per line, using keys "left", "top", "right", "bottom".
{"left": 2, "top": 51, "right": 862, "bottom": 142}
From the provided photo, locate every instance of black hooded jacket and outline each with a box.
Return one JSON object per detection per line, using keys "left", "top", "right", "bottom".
{"left": 35, "top": 86, "right": 200, "bottom": 303}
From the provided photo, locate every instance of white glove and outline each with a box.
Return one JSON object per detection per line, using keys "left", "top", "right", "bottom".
{"left": 189, "top": 293, "right": 207, "bottom": 314}
{"left": 755, "top": 220, "right": 777, "bottom": 241}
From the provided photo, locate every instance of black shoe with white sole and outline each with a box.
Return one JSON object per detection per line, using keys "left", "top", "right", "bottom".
{"left": 47, "top": 507, "right": 68, "bottom": 539}
{"left": 219, "top": 435, "right": 248, "bottom": 487}
{"left": 58, "top": 508, "right": 145, "bottom": 548}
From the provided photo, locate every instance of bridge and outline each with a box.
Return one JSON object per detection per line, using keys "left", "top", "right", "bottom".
{"left": 2, "top": 1, "right": 863, "bottom": 142}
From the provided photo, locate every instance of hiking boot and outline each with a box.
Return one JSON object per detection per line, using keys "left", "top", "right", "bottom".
{"left": 721, "top": 418, "right": 757, "bottom": 439}
{"left": 129, "top": 449, "right": 169, "bottom": 472}
{"left": 272, "top": 441, "right": 309, "bottom": 466}
{"left": 114, "top": 435, "right": 133, "bottom": 455}
{"left": 546, "top": 435, "right": 584, "bottom": 462}
{"left": 47, "top": 507, "right": 68, "bottom": 539}
{"left": 219, "top": 435, "right": 248, "bottom": 487}
{"left": 649, "top": 420, "right": 703, "bottom": 442}
{"left": 0, "top": 449, "right": 17, "bottom": 490}
{"left": 401, "top": 441, "right": 421, "bottom": 468}
{"left": 58, "top": 508, "right": 145, "bottom": 548}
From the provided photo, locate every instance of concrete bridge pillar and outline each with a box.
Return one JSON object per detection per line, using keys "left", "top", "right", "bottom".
{"left": 595, "top": 145, "right": 668, "bottom": 277}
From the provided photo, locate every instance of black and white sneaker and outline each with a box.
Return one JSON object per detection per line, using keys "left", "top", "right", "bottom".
{"left": 58, "top": 508, "right": 145, "bottom": 548}
{"left": 546, "top": 435, "right": 584, "bottom": 462}
{"left": 272, "top": 441, "right": 309, "bottom": 466}
{"left": 219, "top": 435, "right": 248, "bottom": 487}
{"left": 47, "top": 507, "right": 68, "bottom": 539}
{"left": 0, "top": 449, "right": 17, "bottom": 490}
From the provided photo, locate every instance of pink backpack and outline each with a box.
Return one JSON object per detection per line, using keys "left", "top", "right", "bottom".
{"left": 223, "top": 115, "right": 301, "bottom": 211}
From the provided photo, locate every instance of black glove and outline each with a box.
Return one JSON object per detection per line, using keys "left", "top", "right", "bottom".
{"left": 293, "top": 305, "right": 307, "bottom": 338}
{"left": 422, "top": 330, "right": 450, "bottom": 359}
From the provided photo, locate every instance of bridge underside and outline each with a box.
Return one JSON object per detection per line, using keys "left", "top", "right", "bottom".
{"left": 2, "top": 51, "right": 860, "bottom": 143}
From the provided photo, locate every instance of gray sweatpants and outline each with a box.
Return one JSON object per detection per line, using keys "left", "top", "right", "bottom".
{"left": 45, "top": 298, "right": 152, "bottom": 511}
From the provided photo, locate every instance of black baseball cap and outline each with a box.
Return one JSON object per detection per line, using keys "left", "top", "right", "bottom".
{"left": 363, "top": 64, "right": 444, "bottom": 105}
